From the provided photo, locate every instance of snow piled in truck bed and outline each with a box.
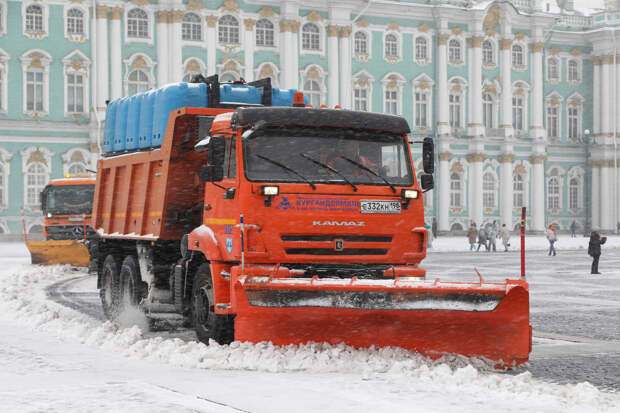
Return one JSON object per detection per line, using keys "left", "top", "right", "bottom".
{"left": 1, "top": 264, "right": 619, "bottom": 412}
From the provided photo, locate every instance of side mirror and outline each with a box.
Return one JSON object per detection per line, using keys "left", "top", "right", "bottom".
{"left": 194, "top": 136, "right": 212, "bottom": 153}
{"left": 40, "top": 188, "right": 48, "bottom": 211}
{"left": 199, "top": 165, "right": 224, "bottom": 182}
{"left": 206, "top": 135, "right": 226, "bottom": 167}
{"left": 420, "top": 173, "right": 434, "bottom": 192}
{"left": 422, "top": 137, "right": 434, "bottom": 174}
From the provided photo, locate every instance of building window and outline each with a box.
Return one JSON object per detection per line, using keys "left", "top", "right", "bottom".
{"left": 449, "top": 93, "right": 461, "bottom": 129}
{"left": 220, "top": 72, "right": 238, "bottom": 82}
{"left": 415, "top": 91, "right": 428, "bottom": 128}
{"left": 0, "top": 165, "right": 5, "bottom": 207}
{"left": 26, "top": 70, "right": 44, "bottom": 112}
{"left": 512, "top": 96, "right": 524, "bottom": 131}
{"left": 483, "top": 172, "right": 497, "bottom": 210}
{"left": 256, "top": 19, "right": 274, "bottom": 47}
{"left": 513, "top": 174, "right": 525, "bottom": 207}
{"left": 569, "top": 177, "right": 580, "bottom": 209}
{"left": 450, "top": 172, "right": 462, "bottom": 208}
{"left": 354, "top": 31, "right": 368, "bottom": 56}
{"left": 547, "top": 57, "right": 559, "bottom": 81}
{"left": 66, "top": 8, "right": 84, "bottom": 35}
{"left": 26, "top": 163, "right": 46, "bottom": 207}
{"left": 127, "top": 69, "right": 149, "bottom": 95}
{"left": 182, "top": 13, "right": 201, "bottom": 41}
{"left": 568, "top": 59, "right": 580, "bottom": 82}
{"left": 66, "top": 73, "right": 84, "bottom": 114}
{"left": 25, "top": 5, "right": 43, "bottom": 32}
{"left": 385, "top": 34, "right": 398, "bottom": 58}
{"left": 415, "top": 37, "right": 427, "bottom": 60}
{"left": 568, "top": 106, "right": 580, "bottom": 140}
{"left": 483, "top": 93, "right": 494, "bottom": 129}
{"left": 0, "top": 68, "right": 4, "bottom": 112}
{"left": 304, "top": 79, "right": 321, "bottom": 108}
{"left": 127, "top": 9, "right": 149, "bottom": 39}
{"left": 384, "top": 88, "right": 398, "bottom": 115}
{"left": 511, "top": 44, "right": 523, "bottom": 67}
{"left": 448, "top": 39, "right": 461, "bottom": 63}
{"left": 547, "top": 177, "right": 560, "bottom": 210}
{"left": 218, "top": 15, "right": 239, "bottom": 44}
{"left": 68, "top": 163, "right": 86, "bottom": 176}
{"left": 482, "top": 40, "right": 494, "bottom": 65}
{"left": 354, "top": 86, "right": 369, "bottom": 111}
{"left": 546, "top": 104, "right": 559, "bottom": 139}
{"left": 302, "top": 23, "right": 320, "bottom": 51}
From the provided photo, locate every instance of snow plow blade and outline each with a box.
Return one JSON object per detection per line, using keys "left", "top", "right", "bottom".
{"left": 233, "top": 276, "right": 531, "bottom": 368}
{"left": 26, "top": 240, "right": 90, "bottom": 267}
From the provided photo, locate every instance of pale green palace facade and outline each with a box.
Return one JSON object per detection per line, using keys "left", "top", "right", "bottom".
{"left": 0, "top": 0, "right": 619, "bottom": 237}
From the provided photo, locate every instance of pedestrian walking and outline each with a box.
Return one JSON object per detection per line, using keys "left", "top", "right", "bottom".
{"left": 570, "top": 220, "right": 577, "bottom": 238}
{"left": 487, "top": 224, "right": 497, "bottom": 252}
{"left": 477, "top": 226, "right": 488, "bottom": 251}
{"left": 500, "top": 224, "right": 511, "bottom": 252}
{"left": 588, "top": 229, "right": 607, "bottom": 274}
{"left": 546, "top": 224, "right": 557, "bottom": 256}
{"left": 432, "top": 217, "right": 438, "bottom": 239}
{"left": 467, "top": 223, "right": 477, "bottom": 251}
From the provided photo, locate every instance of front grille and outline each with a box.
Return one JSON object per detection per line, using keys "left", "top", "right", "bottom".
{"left": 285, "top": 248, "right": 388, "bottom": 255}
{"left": 281, "top": 235, "right": 392, "bottom": 242}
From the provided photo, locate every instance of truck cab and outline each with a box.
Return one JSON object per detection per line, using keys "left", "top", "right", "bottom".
{"left": 41, "top": 177, "right": 96, "bottom": 241}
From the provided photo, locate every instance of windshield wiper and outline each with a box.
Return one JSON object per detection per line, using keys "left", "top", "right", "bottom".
{"left": 338, "top": 156, "right": 397, "bottom": 193}
{"left": 254, "top": 154, "right": 316, "bottom": 190}
{"left": 299, "top": 153, "right": 358, "bottom": 192}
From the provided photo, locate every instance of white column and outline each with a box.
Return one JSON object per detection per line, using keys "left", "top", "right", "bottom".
{"left": 468, "top": 36, "right": 483, "bottom": 136}
{"left": 591, "top": 163, "right": 600, "bottom": 229}
{"left": 339, "top": 26, "right": 352, "bottom": 109}
{"left": 169, "top": 11, "right": 183, "bottom": 82}
{"left": 292, "top": 29, "right": 299, "bottom": 89}
{"left": 593, "top": 57, "right": 601, "bottom": 136}
{"left": 469, "top": 153, "right": 484, "bottom": 226}
{"left": 109, "top": 8, "right": 122, "bottom": 99}
{"left": 206, "top": 16, "right": 217, "bottom": 76}
{"left": 280, "top": 20, "right": 295, "bottom": 89}
{"left": 531, "top": 154, "right": 546, "bottom": 231}
{"left": 327, "top": 25, "right": 339, "bottom": 106}
{"left": 438, "top": 152, "right": 450, "bottom": 232}
{"left": 601, "top": 55, "right": 611, "bottom": 137}
{"left": 243, "top": 19, "right": 256, "bottom": 82}
{"left": 95, "top": 6, "right": 109, "bottom": 110}
{"left": 157, "top": 11, "right": 169, "bottom": 86}
{"left": 531, "top": 41, "right": 545, "bottom": 139}
{"left": 500, "top": 36, "right": 513, "bottom": 133}
{"left": 500, "top": 154, "right": 514, "bottom": 228}
{"left": 437, "top": 32, "right": 450, "bottom": 135}
{"left": 600, "top": 162, "right": 612, "bottom": 230}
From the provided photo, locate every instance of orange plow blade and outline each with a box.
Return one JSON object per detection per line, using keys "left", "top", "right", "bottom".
{"left": 26, "top": 240, "right": 90, "bottom": 267}
{"left": 233, "top": 275, "right": 531, "bottom": 368}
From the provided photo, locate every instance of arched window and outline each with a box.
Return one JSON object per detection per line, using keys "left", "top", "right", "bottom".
{"left": 547, "top": 177, "right": 560, "bottom": 209}
{"left": 127, "top": 69, "right": 149, "bottom": 95}
{"left": 127, "top": 9, "right": 149, "bottom": 38}
{"left": 569, "top": 177, "right": 580, "bottom": 209}
{"left": 26, "top": 163, "right": 47, "bottom": 206}
{"left": 513, "top": 174, "right": 525, "bottom": 207}
{"left": 218, "top": 15, "right": 239, "bottom": 44}
{"left": 384, "top": 34, "right": 398, "bottom": 58}
{"left": 547, "top": 57, "right": 559, "bottom": 81}
{"left": 302, "top": 23, "right": 320, "bottom": 51}
{"left": 219, "top": 72, "right": 238, "bottom": 82}
{"left": 448, "top": 39, "right": 461, "bottom": 63}
{"left": 68, "top": 163, "right": 86, "bottom": 176}
{"left": 26, "top": 5, "right": 43, "bottom": 32}
{"left": 303, "top": 79, "right": 321, "bottom": 108}
{"left": 482, "top": 40, "right": 494, "bottom": 65}
{"left": 354, "top": 31, "right": 368, "bottom": 56}
{"left": 182, "top": 13, "right": 201, "bottom": 41}
{"left": 415, "top": 37, "right": 427, "bottom": 60}
{"left": 483, "top": 93, "right": 494, "bottom": 129}
{"left": 483, "top": 172, "right": 497, "bottom": 209}
{"left": 568, "top": 60, "right": 580, "bottom": 82}
{"left": 256, "top": 19, "right": 274, "bottom": 47}
{"left": 67, "top": 8, "right": 84, "bottom": 35}
{"left": 450, "top": 172, "right": 462, "bottom": 208}
{"left": 511, "top": 44, "right": 523, "bottom": 67}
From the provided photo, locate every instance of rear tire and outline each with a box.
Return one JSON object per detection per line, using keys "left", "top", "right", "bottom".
{"left": 192, "top": 263, "right": 234, "bottom": 345}
{"left": 119, "top": 255, "right": 147, "bottom": 313}
{"left": 100, "top": 254, "right": 121, "bottom": 319}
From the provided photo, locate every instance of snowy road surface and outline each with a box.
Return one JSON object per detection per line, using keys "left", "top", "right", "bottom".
{"left": 1, "top": 242, "right": 619, "bottom": 412}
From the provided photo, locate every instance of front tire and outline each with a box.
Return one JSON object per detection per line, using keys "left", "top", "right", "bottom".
{"left": 192, "top": 263, "right": 234, "bottom": 345}
{"left": 100, "top": 254, "right": 121, "bottom": 319}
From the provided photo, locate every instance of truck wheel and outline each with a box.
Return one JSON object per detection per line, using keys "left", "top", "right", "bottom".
{"left": 100, "top": 254, "right": 121, "bottom": 319}
{"left": 119, "top": 256, "right": 147, "bottom": 313}
{"left": 192, "top": 263, "right": 234, "bottom": 345}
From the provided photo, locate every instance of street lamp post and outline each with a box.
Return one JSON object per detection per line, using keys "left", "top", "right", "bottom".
{"left": 584, "top": 129, "right": 592, "bottom": 237}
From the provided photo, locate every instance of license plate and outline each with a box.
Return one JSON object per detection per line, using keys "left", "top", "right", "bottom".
{"left": 68, "top": 217, "right": 84, "bottom": 222}
{"left": 360, "top": 200, "right": 401, "bottom": 214}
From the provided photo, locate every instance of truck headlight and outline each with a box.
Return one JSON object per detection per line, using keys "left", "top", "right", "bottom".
{"left": 47, "top": 213, "right": 52, "bottom": 218}
{"left": 261, "top": 185, "right": 279, "bottom": 196}
{"left": 401, "top": 189, "right": 419, "bottom": 199}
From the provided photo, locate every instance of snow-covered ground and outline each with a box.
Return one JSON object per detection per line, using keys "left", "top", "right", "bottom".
{"left": 0, "top": 243, "right": 619, "bottom": 412}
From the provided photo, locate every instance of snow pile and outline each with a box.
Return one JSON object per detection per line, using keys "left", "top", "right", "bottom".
{"left": 429, "top": 235, "right": 620, "bottom": 253}
{"left": 1, "top": 264, "right": 619, "bottom": 412}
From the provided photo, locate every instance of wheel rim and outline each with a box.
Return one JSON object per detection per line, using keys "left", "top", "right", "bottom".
{"left": 102, "top": 266, "right": 113, "bottom": 308}
{"left": 194, "top": 285, "right": 214, "bottom": 331}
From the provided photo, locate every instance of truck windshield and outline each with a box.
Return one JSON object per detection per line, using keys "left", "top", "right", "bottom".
{"left": 44, "top": 185, "right": 94, "bottom": 215}
{"left": 243, "top": 128, "right": 413, "bottom": 187}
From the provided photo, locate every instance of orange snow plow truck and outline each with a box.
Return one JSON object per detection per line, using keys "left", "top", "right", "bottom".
{"left": 91, "top": 76, "right": 531, "bottom": 367}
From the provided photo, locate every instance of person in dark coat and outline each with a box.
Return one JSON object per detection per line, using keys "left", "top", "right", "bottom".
{"left": 432, "top": 217, "right": 437, "bottom": 239}
{"left": 477, "top": 226, "right": 488, "bottom": 251}
{"left": 588, "top": 230, "right": 607, "bottom": 274}
{"left": 570, "top": 220, "right": 577, "bottom": 238}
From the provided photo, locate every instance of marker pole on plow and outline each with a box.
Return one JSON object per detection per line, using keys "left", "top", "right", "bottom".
{"left": 520, "top": 207, "right": 526, "bottom": 280}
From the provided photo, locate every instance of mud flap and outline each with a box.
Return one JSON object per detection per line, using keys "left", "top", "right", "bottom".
{"left": 26, "top": 240, "right": 91, "bottom": 267}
